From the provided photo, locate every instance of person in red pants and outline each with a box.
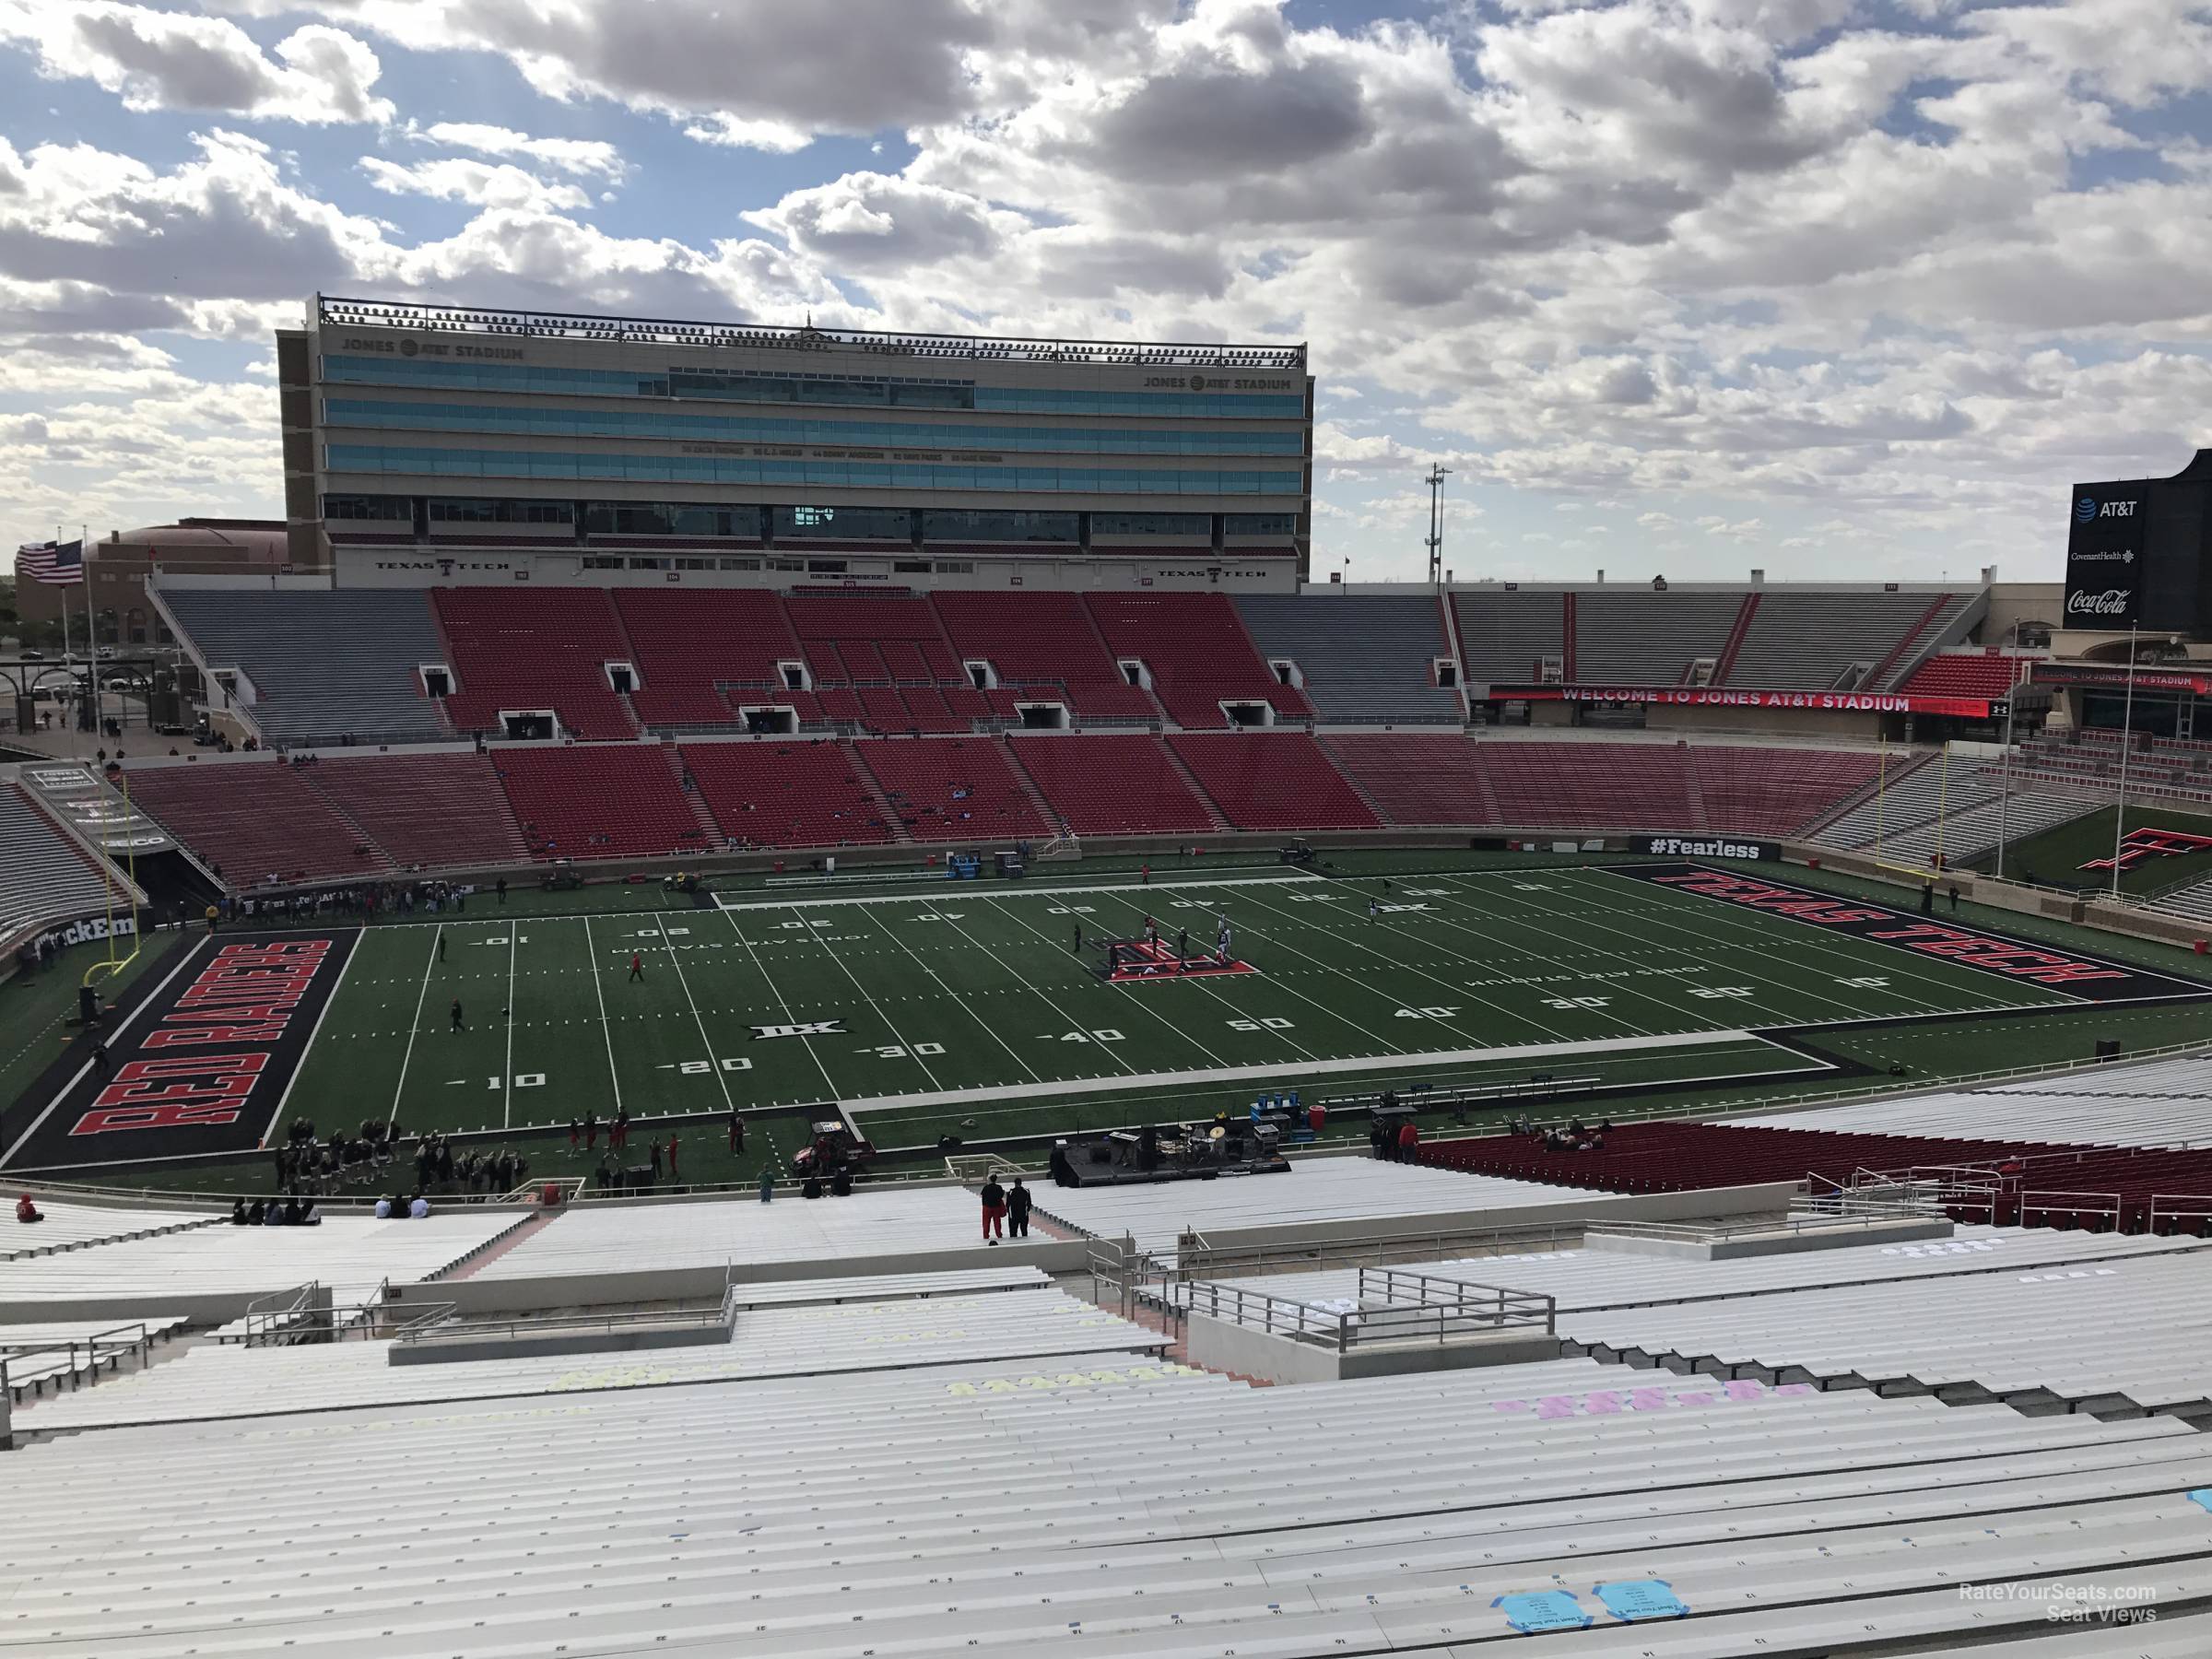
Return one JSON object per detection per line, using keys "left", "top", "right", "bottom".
{"left": 980, "top": 1175, "right": 1007, "bottom": 1244}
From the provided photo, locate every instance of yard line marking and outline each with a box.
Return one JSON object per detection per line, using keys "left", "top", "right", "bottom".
{"left": 1080, "top": 888, "right": 1406, "bottom": 1054}
{"left": 847, "top": 902, "right": 1044, "bottom": 1086}
{"left": 1433, "top": 867, "right": 1880, "bottom": 1025}
{"left": 1062, "top": 888, "right": 1337, "bottom": 1063}
{"left": 920, "top": 906, "right": 1144, "bottom": 1080}
{"left": 1230, "top": 880, "right": 1571, "bottom": 1048}
{"left": 1561, "top": 865, "right": 2026, "bottom": 1018}
{"left": 582, "top": 913, "right": 622, "bottom": 1115}
{"left": 983, "top": 893, "right": 1244, "bottom": 1068}
{"left": 388, "top": 924, "right": 442, "bottom": 1130}
{"left": 264, "top": 930, "right": 363, "bottom": 1152}
{"left": 783, "top": 904, "right": 946, "bottom": 1092}
{"left": 713, "top": 907, "right": 834, "bottom": 1100}
{"left": 501, "top": 922, "right": 519, "bottom": 1130}
{"left": 0, "top": 934, "right": 212, "bottom": 1171}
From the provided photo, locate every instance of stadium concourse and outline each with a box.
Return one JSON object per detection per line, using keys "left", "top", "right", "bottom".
{"left": 7, "top": 1115, "right": 2212, "bottom": 1656}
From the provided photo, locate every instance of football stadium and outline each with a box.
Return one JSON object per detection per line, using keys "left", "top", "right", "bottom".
{"left": 7, "top": 298, "right": 2212, "bottom": 1655}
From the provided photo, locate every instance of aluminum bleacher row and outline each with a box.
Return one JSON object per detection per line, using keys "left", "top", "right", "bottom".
{"left": 115, "top": 729, "right": 1900, "bottom": 874}
{"left": 158, "top": 588, "right": 450, "bottom": 747}
{"left": 10, "top": 1313, "right": 2212, "bottom": 1654}
{"left": 1731, "top": 1053, "right": 2212, "bottom": 1149}
{"left": 1805, "top": 750, "right": 2100, "bottom": 866}
{"left": 1421, "top": 1117, "right": 2212, "bottom": 1234}
{"left": 0, "top": 784, "right": 117, "bottom": 951}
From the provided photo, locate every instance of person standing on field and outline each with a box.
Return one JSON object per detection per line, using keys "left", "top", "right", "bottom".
{"left": 629, "top": 950, "right": 643, "bottom": 982}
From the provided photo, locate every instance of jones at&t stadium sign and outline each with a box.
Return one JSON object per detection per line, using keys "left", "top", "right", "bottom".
{"left": 1490, "top": 685, "right": 1995, "bottom": 719}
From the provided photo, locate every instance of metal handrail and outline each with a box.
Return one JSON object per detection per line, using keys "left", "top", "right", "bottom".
{"left": 1181, "top": 1274, "right": 1556, "bottom": 1352}
{"left": 394, "top": 1303, "right": 725, "bottom": 1345}
{"left": 1172, "top": 1218, "right": 1584, "bottom": 1281}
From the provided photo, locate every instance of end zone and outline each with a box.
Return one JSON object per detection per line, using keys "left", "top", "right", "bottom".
{"left": 0, "top": 928, "right": 360, "bottom": 1173}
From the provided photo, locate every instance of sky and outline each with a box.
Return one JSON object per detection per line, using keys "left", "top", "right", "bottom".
{"left": 2, "top": 0, "right": 2210, "bottom": 584}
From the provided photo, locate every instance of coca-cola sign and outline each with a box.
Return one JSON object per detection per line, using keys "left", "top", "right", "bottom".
{"left": 2065, "top": 477, "right": 2147, "bottom": 627}
{"left": 2065, "top": 587, "right": 2133, "bottom": 618}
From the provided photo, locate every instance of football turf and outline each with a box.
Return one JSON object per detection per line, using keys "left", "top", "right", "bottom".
{"left": 14, "top": 851, "right": 2211, "bottom": 1185}
{"left": 281, "top": 863, "right": 2101, "bottom": 1142}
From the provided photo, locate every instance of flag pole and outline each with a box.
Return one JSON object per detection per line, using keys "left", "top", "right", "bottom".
{"left": 83, "top": 524, "right": 101, "bottom": 743}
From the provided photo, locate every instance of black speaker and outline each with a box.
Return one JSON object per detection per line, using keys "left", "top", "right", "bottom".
{"left": 2094, "top": 1039, "right": 2122, "bottom": 1062}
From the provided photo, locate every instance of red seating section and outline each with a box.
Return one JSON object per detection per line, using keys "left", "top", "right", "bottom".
{"left": 930, "top": 592, "right": 1159, "bottom": 724}
{"left": 1421, "top": 1120, "right": 2212, "bottom": 1236}
{"left": 1009, "top": 735, "right": 1218, "bottom": 835}
{"left": 679, "top": 741, "right": 893, "bottom": 848}
{"left": 786, "top": 594, "right": 971, "bottom": 731}
{"left": 1085, "top": 593, "right": 1310, "bottom": 728}
{"left": 853, "top": 738, "right": 1051, "bottom": 841}
{"left": 305, "top": 754, "right": 527, "bottom": 868}
{"left": 1692, "top": 747, "right": 1880, "bottom": 836}
{"left": 1485, "top": 742, "right": 1694, "bottom": 830}
{"left": 614, "top": 590, "right": 811, "bottom": 727}
{"left": 1168, "top": 733, "right": 1379, "bottom": 830}
{"left": 127, "top": 761, "right": 390, "bottom": 883}
{"left": 491, "top": 746, "right": 708, "bottom": 859}
{"left": 1324, "top": 735, "right": 1878, "bottom": 835}
{"left": 435, "top": 588, "right": 637, "bottom": 740}
{"left": 1323, "top": 735, "right": 1493, "bottom": 825}
{"left": 1900, "top": 653, "right": 2028, "bottom": 698}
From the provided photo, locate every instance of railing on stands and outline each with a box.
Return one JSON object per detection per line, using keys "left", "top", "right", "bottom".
{"left": 395, "top": 1265, "right": 736, "bottom": 1347}
{"left": 1180, "top": 1271, "right": 1555, "bottom": 1352}
{"left": 1172, "top": 1218, "right": 1588, "bottom": 1282}
{"left": 2150, "top": 1194, "right": 2212, "bottom": 1232}
{"left": 2, "top": 1321, "right": 166, "bottom": 1402}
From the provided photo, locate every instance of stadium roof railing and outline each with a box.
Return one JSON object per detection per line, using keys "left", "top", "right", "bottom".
{"left": 312, "top": 294, "right": 1307, "bottom": 370}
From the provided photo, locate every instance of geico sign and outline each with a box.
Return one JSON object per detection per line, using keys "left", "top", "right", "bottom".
{"left": 2066, "top": 589, "right": 2133, "bottom": 617}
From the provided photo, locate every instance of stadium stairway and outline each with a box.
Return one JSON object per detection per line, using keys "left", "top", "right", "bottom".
{"left": 294, "top": 764, "right": 426, "bottom": 869}
{"left": 1681, "top": 746, "right": 1712, "bottom": 828}
{"left": 1711, "top": 592, "right": 1760, "bottom": 685}
{"left": 843, "top": 742, "right": 916, "bottom": 845}
{"left": 995, "top": 737, "right": 1065, "bottom": 836}
{"left": 1155, "top": 734, "right": 1233, "bottom": 831}
{"left": 1316, "top": 735, "right": 1392, "bottom": 825}
{"left": 662, "top": 742, "right": 727, "bottom": 846}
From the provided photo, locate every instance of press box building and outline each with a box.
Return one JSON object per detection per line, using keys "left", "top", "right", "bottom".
{"left": 275, "top": 296, "right": 1313, "bottom": 593}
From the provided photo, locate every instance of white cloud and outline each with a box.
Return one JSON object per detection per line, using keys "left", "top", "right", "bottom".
{"left": 0, "top": 3, "right": 392, "bottom": 123}
{"left": 361, "top": 157, "right": 592, "bottom": 214}
{"left": 411, "top": 122, "right": 626, "bottom": 180}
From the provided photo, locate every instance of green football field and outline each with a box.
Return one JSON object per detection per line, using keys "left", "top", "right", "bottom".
{"left": 279, "top": 860, "right": 2094, "bottom": 1157}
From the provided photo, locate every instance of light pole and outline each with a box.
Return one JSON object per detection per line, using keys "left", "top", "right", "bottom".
{"left": 2112, "top": 621, "right": 2138, "bottom": 901}
{"left": 1424, "top": 465, "right": 1451, "bottom": 586}
{"left": 1994, "top": 690, "right": 2017, "bottom": 881}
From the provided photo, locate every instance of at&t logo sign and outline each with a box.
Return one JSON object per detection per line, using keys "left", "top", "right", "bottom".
{"left": 2077, "top": 497, "right": 2138, "bottom": 523}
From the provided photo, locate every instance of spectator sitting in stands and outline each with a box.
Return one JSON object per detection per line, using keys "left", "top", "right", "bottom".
{"left": 408, "top": 1191, "right": 430, "bottom": 1219}
{"left": 373, "top": 1194, "right": 393, "bottom": 1218}
{"left": 15, "top": 1194, "right": 43, "bottom": 1224}
{"left": 247, "top": 1198, "right": 267, "bottom": 1224}
{"left": 296, "top": 1201, "right": 321, "bottom": 1227}
{"left": 230, "top": 1198, "right": 248, "bottom": 1225}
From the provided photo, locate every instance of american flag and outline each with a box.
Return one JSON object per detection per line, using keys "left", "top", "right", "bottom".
{"left": 15, "top": 539, "right": 82, "bottom": 585}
